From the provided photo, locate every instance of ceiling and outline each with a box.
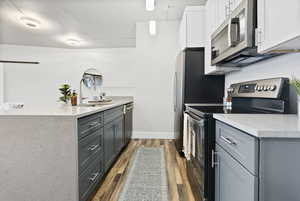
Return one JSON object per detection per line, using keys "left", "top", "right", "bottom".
{"left": 0, "top": 0, "right": 206, "bottom": 49}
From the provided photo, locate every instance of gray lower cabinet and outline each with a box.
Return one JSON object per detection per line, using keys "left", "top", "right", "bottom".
{"left": 79, "top": 155, "right": 102, "bottom": 201}
{"left": 78, "top": 113, "right": 104, "bottom": 201}
{"left": 215, "top": 144, "right": 258, "bottom": 201}
{"left": 215, "top": 121, "right": 300, "bottom": 201}
{"left": 103, "top": 120, "right": 116, "bottom": 171}
{"left": 78, "top": 129, "right": 103, "bottom": 173}
{"left": 103, "top": 114, "right": 124, "bottom": 171}
{"left": 77, "top": 104, "right": 131, "bottom": 201}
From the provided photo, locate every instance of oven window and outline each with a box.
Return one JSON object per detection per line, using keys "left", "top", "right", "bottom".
{"left": 188, "top": 115, "right": 206, "bottom": 200}
{"left": 190, "top": 118, "right": 205, "bottom": 167}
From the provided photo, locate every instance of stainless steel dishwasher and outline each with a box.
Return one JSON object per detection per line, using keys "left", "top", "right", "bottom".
{"left": 123, "top": 103, "right": 133, "bottom": 146}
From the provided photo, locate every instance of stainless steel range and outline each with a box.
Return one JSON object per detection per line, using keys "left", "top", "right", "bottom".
{"left": 185, "top": 77, "right": 296, "bottom": 201}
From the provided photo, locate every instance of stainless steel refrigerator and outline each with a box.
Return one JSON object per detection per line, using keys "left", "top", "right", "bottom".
{"left": 173, "top": 48, "right": 224, "bottom": 153}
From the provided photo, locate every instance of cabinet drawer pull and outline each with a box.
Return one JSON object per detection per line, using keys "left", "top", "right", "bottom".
{"left": 89, "top": 121, "right": 100, "bottom": 127}
{"left": 88, "top": 144, "right": 99, "bottom": 151}
{"left": 126, "top": 106, "right": 133, "bottom": 111}
{"left": 220, "top": 135, "right": 236, "bottom": 145}
{"left": 89, "top": 172, "right": 99, "bottom": 181}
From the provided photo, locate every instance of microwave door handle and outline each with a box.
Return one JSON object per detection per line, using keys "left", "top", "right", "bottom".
{"left": 232, "top": 18, "right": 240, "bottom": 45}
{"left": 228, "top": 18, "right": 233, "bottom": 47}
{"left": 228, "top": 17, "right": 240, "bottom": 47}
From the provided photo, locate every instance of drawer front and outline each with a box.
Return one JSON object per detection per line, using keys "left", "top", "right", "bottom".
{"left": 104, "top": 106, "right": 123, "bottom": 125}
{"left": 216, "top": 121, "right": 258, "bottom": 175}
{"left": 79, "top": 157, "right": 103, "bottom": 201}
{"left": 78, "top": 113, "right": 103, "bottom": 139}
{"left": 78, "top": 128, "right": 103, "bottom": 173}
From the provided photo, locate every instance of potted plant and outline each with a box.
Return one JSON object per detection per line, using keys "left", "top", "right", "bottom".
{"left": 59, "top": 84, "right": 71, "bottom": 104}
{"left": 291, "top": 77, "right": 300, "bottom": 117}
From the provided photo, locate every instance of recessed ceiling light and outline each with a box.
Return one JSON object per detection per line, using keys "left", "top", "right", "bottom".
{"left": 66, "top": 38, "right": 81, "bottom": 46}
{"left": 19, "top": 17, "right": 41, "bottom": 29}
{"left": 149, "top": 20, "right": 157, "bottom": 36}
{"left": 146, "top": 0, "right": 156, "bottom": 11}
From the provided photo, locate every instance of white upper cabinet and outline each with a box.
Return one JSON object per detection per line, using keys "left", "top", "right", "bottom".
{"left": 230, "top": 0, "right": 243, "bottom": 12}
{"left": 207, "top": 0, "right": 217, "bottom": 35}
{"left": 216, "top": 0, "right": 228, "bottom": 28}
{"left": 179, "top": 6, "right": 205, "bottom": 50}
{"left": 257, "top": 0, "right": 300, "bottom": 53}
{"left": 214, "top": 0, "right": 243, "bottom": 30}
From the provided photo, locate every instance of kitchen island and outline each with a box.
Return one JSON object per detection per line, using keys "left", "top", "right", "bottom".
{"left": 0, "top": 96, "right": 133, "bottom": 201}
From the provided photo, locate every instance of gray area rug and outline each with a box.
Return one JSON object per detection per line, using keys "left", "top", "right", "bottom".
{"left": 118, "top": 147, "right": 169, "bottom": 201}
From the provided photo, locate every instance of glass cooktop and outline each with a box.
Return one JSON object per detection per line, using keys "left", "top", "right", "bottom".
{"left": 187, "top": 105, "right": 265, "bottom": 118}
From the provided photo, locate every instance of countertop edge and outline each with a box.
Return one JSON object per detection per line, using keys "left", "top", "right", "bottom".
{"left": 213, "top": 114, "right": 300, "bottom": 138}
{"left": 213, "top": 114, "right": 260, "bottom": 137}
{"left": 75, "top": 100, "right": 133, "bottom": 119}
{"left": 0, "top": 99, "right": 133, "bottom": 118}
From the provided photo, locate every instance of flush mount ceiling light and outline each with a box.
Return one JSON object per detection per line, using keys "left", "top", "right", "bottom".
{"left": 146, "top": 0, "right": 156, "bottom": 11}
{"left": 149, "top": 20, "right": 157, "bottom": 36}
{"left": 66, "top": 38, "right": 81, "bottom": 46}
{"left": 19, "top": 16, "right": 41, "bottom": 29}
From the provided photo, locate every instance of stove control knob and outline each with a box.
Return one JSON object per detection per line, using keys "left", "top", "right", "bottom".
{"left": 263, "top": 86, "right": 269, "bottom": 91}
{"left": 269, "top": 85, "right": 277, "bottom": 91}
{"left": 257, "top": 86, "right": 262, "bottom": 91}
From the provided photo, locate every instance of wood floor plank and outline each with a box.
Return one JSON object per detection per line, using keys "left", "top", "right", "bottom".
{"left": 165, "top": 141, "right": 180, "bottom": 201}
{"left": 154, "top": 139, "right": 161, "bottom": 147}
{"left": 92, "top": 139, "right": 195, "bottom": 201}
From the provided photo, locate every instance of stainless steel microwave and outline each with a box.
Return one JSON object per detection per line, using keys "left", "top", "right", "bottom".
{"left": 211, "top": 0, "right": 283, "bottom": 67}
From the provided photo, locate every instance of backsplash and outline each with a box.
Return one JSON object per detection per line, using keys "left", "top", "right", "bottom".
{"left": 225, "top": 53, "right": 300, "bottom": 89}
{"left": 225, "top": 53, "right": 300, "bottom": 113}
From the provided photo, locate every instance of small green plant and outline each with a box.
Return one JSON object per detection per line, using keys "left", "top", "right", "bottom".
{"left": 291, "top": 77, "right": 300, "bottom": 96}
{"left": 59, "top": 84, "right": 71, "bottom": 103}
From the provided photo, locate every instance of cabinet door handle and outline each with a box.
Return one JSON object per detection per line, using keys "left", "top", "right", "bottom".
{"left": 88, "top": 144, "right": 99, "bottom": 151}
{"left": 220, "top": 135, "right": 236, "bottom": 145}
{"left": 211, "top": 149, "right": 218, "bottom": 168}
{"left": 89, "top": 172, "right": 99, "bottom": 181}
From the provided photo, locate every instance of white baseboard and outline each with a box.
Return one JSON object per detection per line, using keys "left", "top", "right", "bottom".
{"left": 132, "top": 131, "right": 175, "bottom": 139}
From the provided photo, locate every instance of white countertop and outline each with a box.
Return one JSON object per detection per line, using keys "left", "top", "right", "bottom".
{"left": 213, "top": 114, "right": 300, "bottom": 138}
{"left": 0, "top": 96, "right": 133, "bottom": 118}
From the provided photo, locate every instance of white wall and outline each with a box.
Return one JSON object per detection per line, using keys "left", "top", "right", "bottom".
{"left": 1, "top": 46, "right": 137, "bottom": 103}
{"left": 0, "top": 63, "right": 3, "bottom": 104}
{"left": 0, "top": 21, "right": 179, "bottom": 139}
{"left": 225, "top": 53, "right": 300, "bottom": 89}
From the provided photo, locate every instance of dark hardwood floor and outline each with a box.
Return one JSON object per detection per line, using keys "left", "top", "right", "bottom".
{"left": 92, "top": 139, "right": 196, "bottom": 201}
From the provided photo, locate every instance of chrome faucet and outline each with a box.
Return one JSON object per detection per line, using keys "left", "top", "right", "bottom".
{"left": 79, "top": 78, "right": 84, "bottom": 104}
{"left": 79, "top": 68, "right": 103, "bottom": 105}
